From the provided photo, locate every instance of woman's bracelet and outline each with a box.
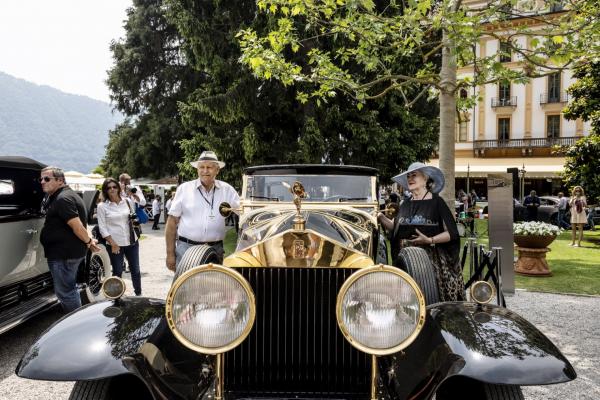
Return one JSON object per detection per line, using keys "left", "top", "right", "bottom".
{"left": 85, "top": 238, "right": 92, "bottom": 246}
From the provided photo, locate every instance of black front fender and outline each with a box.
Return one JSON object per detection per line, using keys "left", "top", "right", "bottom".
{"left": 16, "top": 298, "right": 166, "bottom": 381}
{"left": 380, "top": 302, "right": 576, "bottom": 398}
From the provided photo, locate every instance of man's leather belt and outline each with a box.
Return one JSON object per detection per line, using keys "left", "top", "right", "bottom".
{"left": 178, "top": 236, "right": 223, "bottom": 246}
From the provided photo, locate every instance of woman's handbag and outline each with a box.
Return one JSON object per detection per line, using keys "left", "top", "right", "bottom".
{"left": 126, "top": 200, "right": 142, "bottom": 241}
{"left": 135, "top": 204, "right": 149, "bottom": 224}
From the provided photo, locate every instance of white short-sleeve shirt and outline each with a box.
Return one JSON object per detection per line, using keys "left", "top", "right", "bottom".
{"left": 97, "top": 198, "right": 137, "bottom": 246}
{"left": 168, "top": 179, "right": 240, "bottom": 242}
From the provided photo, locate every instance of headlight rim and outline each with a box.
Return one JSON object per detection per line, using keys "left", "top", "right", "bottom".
{"left": 101, "top": 276, "right": 126, "bottom": 300}
{"left": 165, "top": 263, "right": 256, "bottom": 355}
{"left": 470, "top": 280, "right": 495, "bottom": 305}
{"left": 336, "top": 264, "right": 427, "bottom": 356}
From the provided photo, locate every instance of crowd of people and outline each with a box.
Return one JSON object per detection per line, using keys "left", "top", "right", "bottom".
{"left": 39, "top": 153, "right": 592, "bottom": 312}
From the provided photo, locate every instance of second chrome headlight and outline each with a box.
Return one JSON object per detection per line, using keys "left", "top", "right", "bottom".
{"left": 337, "top": 265, "right": 426, "bottom": 355}
{"left": 166, "top": 264, "right": 255, "bottom": 354}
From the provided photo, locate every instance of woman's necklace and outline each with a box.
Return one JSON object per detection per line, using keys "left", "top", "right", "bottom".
{"left": 409, "top": 189, "right": 430, "bottom": 223}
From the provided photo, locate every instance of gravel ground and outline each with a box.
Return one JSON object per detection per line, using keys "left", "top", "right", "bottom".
{"left": 0, "top": 227, "right": 598, "bottom": 400}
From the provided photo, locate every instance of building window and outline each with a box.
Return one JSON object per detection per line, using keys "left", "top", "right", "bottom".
{"left": 548, "top": 73, "right": 561, "bottom": 102}
{"left": 499, "top": 41, "right": 512, "bottom": 63}
{"left": 498, "top": 81, "right": 511, "bottom": 104}
{"left": 458, "top": 121, "right": 469, "bottom": 142}
{"left": 547, "top": 115, "right": 560, "bottom": 138}
{"left": 498, "top": 118, "right": 510, "bottom": 141}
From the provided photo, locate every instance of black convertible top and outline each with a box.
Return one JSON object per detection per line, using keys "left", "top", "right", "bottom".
{"left": 244, "top": 164, "right": 378, "bottom": 176}
{"left": 0, "top": 156, "right": 46, "bottom": 170}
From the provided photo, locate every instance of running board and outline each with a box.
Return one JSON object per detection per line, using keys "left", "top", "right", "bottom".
{"left": 0, "top": 290, "right": 59, "bottom": 334}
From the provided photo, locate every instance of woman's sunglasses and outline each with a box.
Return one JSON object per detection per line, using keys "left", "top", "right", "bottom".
{"left": 39, "top": 177, "right": 56, "bottom": 183}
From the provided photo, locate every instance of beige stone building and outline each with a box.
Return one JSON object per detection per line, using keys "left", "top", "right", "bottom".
{"left": 432, "top": 0, "right": 591, "bottom": 199}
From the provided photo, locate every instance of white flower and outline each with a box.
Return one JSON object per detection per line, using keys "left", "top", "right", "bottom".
{"left": 513, "top": 221, "right": 561, "bottom": 236}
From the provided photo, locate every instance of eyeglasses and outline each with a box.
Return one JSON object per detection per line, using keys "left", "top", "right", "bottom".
{"left": 107, "top": 185, "right": 119, "bottom": 190}
{"left": 39, "top": 177, "right": 56, "bottom": 183}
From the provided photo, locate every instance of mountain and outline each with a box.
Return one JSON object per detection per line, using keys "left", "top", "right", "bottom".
{"left": 0, "top": 71, "right": 121, "bottom": 173}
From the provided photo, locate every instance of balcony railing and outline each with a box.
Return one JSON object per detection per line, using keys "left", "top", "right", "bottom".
{"left": 540, "top": 92, "right": 569, "bottom": 104}
{"left": 473, "top": 136, "right": 579, "bottom": 151}
{"left": 491, "top": 96, "right": 517, "bottom": 108}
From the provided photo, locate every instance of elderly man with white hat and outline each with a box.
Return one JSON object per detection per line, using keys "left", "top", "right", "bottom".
{"left": 165, "top": 151, "right": 240, "bottom": 271}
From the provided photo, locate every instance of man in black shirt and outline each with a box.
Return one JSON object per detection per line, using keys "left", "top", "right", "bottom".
{"left": 39, "top": 167, "right": 100, "bottom": 312}
{"left": 523, "top": 190, "right": 541, "bottom": 222}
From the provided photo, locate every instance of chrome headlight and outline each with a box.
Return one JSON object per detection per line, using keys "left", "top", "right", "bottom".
{"left": 470, "top": 280, "right": 495, "bottom": 304}
{"left": 166, "top": 264, "right": 255, "bottom": 354}
{"left": 101, "top": 276, "right": 126, "bottom": 299}
{"left": 336, "top": 265, "right": 426, "bottom": 355}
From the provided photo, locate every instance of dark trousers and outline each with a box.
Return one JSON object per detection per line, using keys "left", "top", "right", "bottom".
{"left": 557, "top": 209, "right": 570, "bottom": 228}
{"left": 152, "top": 212, "right": 161, "bottom": 229}
{"left": 108, "top": 241, "right": 142, "bottom": 295}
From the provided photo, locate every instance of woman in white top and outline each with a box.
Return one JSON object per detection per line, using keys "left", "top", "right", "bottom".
{"left": 569, "top": 185, "right": 587, "bottom": 247}
{"left": 151, "top": 195, "right": 162, "bottom": 230}
{"left": 97, "top": 178, "right": 142, "bottom": 295}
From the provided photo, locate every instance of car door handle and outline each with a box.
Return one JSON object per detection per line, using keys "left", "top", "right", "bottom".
{"left": 26, "top": 229, "right": 38, "bottom": 234}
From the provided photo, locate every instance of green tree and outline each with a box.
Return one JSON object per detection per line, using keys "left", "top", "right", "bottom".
{"left": 563, "top": 59, "right": 600, "bottom": 202}
{"left": 238, "top": 0, "right": 600, "bottom": 203}
{"left": 166, "top": 0, "right": 438, "bottom": 185}
{"left": 103, "top": 0, "right": 205, "bottom": 179}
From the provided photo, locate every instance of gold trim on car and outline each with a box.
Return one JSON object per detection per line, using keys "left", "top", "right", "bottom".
{"left": 165, "top": 263, "right": 256, "bottom": 355}
{"left": 336, "top": 264, "right": 426, "bottom": 356}
{"left": 470, "top": 280, "right": 495, "bottom": 304}
{"left": 101, "top": 276, "right": 126, "bottom": 300}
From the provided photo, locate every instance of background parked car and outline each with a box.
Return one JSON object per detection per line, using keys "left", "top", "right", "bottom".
{"left": 0, "top": 156, "right": 109, "bottom": 334}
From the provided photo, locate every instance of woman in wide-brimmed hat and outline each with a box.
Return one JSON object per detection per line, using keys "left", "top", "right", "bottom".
{"left": 378, "top": 162, "right": 465, "bottom": 301}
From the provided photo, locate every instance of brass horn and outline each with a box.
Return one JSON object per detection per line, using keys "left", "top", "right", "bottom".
{"left": 382, "top": 202, "right": 399, "bottom": 219}
{"left": 218, "top": 202, "right": 241, "bottom": 218}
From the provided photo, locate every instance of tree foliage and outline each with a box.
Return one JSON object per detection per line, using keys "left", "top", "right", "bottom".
{"left": 102, "top": 0, "right": 205, "bottom": 179}
{"left": 562, "top": 59, "right": 600, "bottom": 202}
{"left": 165, "top": 0, "right": 439, "bottom": 185}
{"left": 237, "top": 0, "right": 600, "bottom": 201}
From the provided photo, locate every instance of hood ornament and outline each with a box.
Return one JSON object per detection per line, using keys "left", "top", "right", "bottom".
{"left": 283, "top": 181, "right": 307, "bottom": 230}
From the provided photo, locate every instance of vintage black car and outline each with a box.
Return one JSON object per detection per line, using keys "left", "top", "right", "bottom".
{"left": 0, "top": 156, "right": 110, "bottom": 334}
{"left": 16, "top": 165, "right": 575, "bottom": 399}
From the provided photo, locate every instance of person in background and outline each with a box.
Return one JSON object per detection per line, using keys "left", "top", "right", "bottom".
{"left": 39, "top": 166, "right": 100, "bottom": 312}
{"left": 378, "top": 162, "right": 464, "bottom": 301}
{"left": 470, "top": 189, "right": 479, "bottom": 203}
{"left": 523, "top": 190, "right": 541, "bottom": 221}
{"left": 557, "top": 192, "right": 570, "bottom": 229}
{"left": 165, "top": 189, "right": 176, "bottom": 223}
{"left": 119, "top": 173, "right": 146, "bottom": 208}
{"left": 165, "top": 151, "right": 240, "bottom": 270}
{"left": 152, "top": 195, "right": 162, "bottom": 230}
{"left": 569, "top": 186, "right": 587, "bottom": 247}
{"left": 97, "top": 178, "right": 143, "bottom": 295}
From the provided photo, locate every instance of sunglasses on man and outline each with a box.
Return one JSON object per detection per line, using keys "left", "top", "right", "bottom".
{"left": 39, "top": 176, "right": 57, "bottom": 183}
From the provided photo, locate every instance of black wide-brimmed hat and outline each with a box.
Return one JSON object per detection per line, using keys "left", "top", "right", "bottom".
{"left": 392, "top": 162, "right": 445, "bottom": 194}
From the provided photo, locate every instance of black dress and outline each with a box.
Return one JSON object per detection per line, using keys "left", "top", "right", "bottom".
{"left": 390, "top": 194, "right": 465, "bottom": 301}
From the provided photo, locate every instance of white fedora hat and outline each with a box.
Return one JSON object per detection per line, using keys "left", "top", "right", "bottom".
{"left": 392, "top": 162, "right": 445, "bottom": 194}
{"left": 190, "top": 151, "right": 225, "bottom": 169}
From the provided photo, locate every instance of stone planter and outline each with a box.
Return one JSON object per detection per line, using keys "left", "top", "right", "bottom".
{"left": 514, "top": 234, "right": 556, "bottom": 276}
{"left": 514, "top": 234, "right": 557, "bottom": 249}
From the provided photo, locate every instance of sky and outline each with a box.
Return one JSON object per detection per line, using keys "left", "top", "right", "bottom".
{"left": 0, "top": 0, "right": 132, "bottom": 103}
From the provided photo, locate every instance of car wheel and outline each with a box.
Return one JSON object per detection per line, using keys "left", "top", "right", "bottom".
{"left": 174, "top": 244, "right": 220, "bottom": 281}
{"left": 84, "top": 245, "right": 111, "bottom": 303}
{"left": 395, "top": 246, "right": 440, "bottom": 305}
{"left": 69, "top": 378, "right": 111, "bottom": 400}
{"left": 436, "top": 379, "right": 524, "bottom": 400}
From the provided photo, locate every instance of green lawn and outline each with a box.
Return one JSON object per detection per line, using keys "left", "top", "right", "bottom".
{"left": 463, "top": 220, "right": 600, "bottom": 296}
{"left": 224, "top": 221, "right": 600, "bottom": 296}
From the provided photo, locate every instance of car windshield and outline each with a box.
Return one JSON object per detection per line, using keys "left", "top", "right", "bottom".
{"left": 245, "top": 174, "right": 373, "bottom": 202}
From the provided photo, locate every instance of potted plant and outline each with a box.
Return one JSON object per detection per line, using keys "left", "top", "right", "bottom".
{"left": 513, "top": 221, "right": 561, "bottom": 248}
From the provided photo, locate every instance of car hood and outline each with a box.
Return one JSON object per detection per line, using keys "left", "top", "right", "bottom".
{"left": 224, "top": 206, "right": 377, "bottom": 268}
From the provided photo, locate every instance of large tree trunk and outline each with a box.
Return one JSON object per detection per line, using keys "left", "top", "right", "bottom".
{"left": 438, "top": 30, "right": 457, "bottom": 210}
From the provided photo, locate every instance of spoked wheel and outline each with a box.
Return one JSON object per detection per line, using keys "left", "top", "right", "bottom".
{"left": 85, "top": 245, "right": 111, "bottom": 302}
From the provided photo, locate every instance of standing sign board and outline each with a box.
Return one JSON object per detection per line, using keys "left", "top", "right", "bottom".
{"left": 487, "top": 173, "right": 515, "bottom": 294}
